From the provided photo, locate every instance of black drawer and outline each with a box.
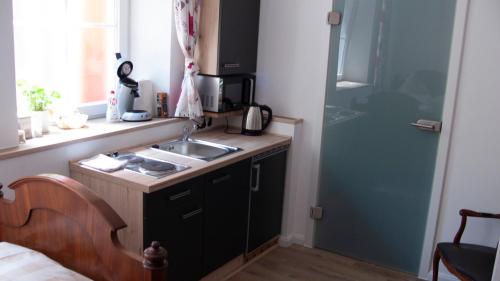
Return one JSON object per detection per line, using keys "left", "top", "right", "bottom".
{"left": 144, "top": 177, "right": 204, "bottom": 220}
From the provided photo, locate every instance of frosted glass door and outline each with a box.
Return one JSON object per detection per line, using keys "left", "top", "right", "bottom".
{"left": 314, "top": 0, "right": 456, "bottom": 274}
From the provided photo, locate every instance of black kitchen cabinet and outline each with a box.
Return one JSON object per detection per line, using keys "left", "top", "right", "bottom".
{"left": 143, "top": 178, "right": 205, "bottom": 281}
{"left": 247, "top": 147, "right": 288, "bottom": 254}
{"left": 143, "top": 159, "right": 252, "bottom": 280}
{"left": 197, "top": 0, "right": 261, "bottom": 75}
{"left": 203, "top": 159, "right": 251, "bottom": 274}
{"left": 143, "top": 149, "right": 287, "bottom": 280}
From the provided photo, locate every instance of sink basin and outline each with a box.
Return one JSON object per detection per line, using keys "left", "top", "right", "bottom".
{"left": 151, "top": 139, "right": 242, "bottom": 161}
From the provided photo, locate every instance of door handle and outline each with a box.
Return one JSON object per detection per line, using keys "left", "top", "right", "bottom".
{"left": 410, "top": 119, "right": 442, "bottom": 132}
{"left": 212, "top": 174, "right": 231, "bottom": 185}
{"left": 251, "top": 163, "right": 261, "bottom": 192}
{"left": 168, "top": 189, "right": 191, "bottom": 201}
{"left": 223, "top": 63, "right": 240, "bottom": 69}
{"left": 181, "top": 208, "right": 203, "bottom": 220}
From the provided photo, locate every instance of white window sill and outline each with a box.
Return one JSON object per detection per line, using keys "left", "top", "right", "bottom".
{"left": 0, "top": 118, "right": 184, "bottom": 160}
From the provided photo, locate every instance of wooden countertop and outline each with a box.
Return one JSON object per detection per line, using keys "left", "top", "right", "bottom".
{"left": 70, "top": 128, "right": 292, "bottom": 193}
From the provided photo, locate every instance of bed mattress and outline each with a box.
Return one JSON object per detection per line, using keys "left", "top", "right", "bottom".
{"left": 0, "top": 242, "right": 91, "bottom": 281}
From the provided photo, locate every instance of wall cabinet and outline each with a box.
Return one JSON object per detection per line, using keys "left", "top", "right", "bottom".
{"left": 196, "top": 0, "right": 261, "bottom": 75}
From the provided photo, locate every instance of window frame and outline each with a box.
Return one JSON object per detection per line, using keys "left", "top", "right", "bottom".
{"left": 78, "top": 0, "right": 130, "bottom": 119}
{"left": 13, "top": 0, "right": 130, "bottom": 120}
{"left": 337, "top": 0, "right": 356, "bottom": 82}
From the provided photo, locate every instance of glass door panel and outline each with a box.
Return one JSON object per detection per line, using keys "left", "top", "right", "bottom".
{"left": 314, "top": 0, "right": 456, "bottom": 274}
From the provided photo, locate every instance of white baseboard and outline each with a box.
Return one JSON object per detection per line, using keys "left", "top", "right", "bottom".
{"left": 279, "top": 234, "right": 306, "bottom": 247}
{"left": 425, "top": 271, "right": 459, "bottom": 281}
{"left": 279, "top": 235, "right": 293, "bottom": 247}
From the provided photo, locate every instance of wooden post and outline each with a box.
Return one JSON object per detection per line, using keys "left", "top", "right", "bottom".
{"left": 143, "top": 241, "right": 168, "bottom": 281}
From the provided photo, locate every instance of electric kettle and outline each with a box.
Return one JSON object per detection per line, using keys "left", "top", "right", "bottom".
{"left": 241, "top": 103, "right": 273, "bottom": 136}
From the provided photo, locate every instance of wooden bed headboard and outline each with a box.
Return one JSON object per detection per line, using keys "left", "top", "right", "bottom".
{"left": 0, "top": 174, "right": 167, "bottom": 281}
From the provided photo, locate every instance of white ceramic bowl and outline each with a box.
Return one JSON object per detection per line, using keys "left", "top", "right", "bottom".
{"left": 56, "top": 113, "right": 89, "bottom": 129}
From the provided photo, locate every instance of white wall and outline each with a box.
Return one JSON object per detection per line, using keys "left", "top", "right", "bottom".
{"left": 434, "top": 0, "right": 500, "bottom": 265}
{"left": 129, "top": 0, "right": 183, "bottom": 117}
{"left": 255, "top": 0, "right": 333, "bottom": 245}
{"left": 0, "top": 0, "right": 20, "bottom": 150}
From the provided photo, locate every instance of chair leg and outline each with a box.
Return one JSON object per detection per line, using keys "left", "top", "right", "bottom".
{"left": 432, "top": 249, "right": 441, "bottom": 281}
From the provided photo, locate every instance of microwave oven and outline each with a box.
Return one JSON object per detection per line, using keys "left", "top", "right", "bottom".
{"left": 195, "top": 74, "right": 255, "bottom": 113}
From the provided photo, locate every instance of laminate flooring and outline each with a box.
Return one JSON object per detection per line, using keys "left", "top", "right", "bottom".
{"left": 228, "top": 245, "right": 422, "bottom": 281}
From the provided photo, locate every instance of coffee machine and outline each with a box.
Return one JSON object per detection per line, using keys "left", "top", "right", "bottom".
{"left": 115, "top": 53, "right": 152, "bottom": 122}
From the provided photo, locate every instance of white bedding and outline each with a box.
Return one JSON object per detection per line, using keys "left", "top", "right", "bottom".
{"left": 0, "top": 242, "right": 91, "bottom": 281}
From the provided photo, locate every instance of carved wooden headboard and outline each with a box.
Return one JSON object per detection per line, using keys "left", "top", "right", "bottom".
{"left": 0, "top": 174, "right": 167, "bottom": 281}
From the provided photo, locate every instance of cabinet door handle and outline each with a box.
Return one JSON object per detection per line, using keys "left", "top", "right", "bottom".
{"left": 212, "top": 174, "right": 231, "bottom": 185}
{"left": 251, "top": 163, "right": 261, "bottom": 192}
{"left": 181, "top": 208, "right": 203, "bottom": 220}
{"left": 168, "top": 189, "right": 191, "bottom": 201}
{"left": 223, "top": 63, "right": 240, "bottom": 69}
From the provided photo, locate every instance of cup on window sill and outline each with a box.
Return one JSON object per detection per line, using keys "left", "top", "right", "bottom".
{"left": 18, "top": 130, "right": 26, "bottom": 144}
{"left": 31, "top": 111, "right": 49, "bottom": 137}
{"left": 18, "top": 116, "right": 33, "bottom": 139}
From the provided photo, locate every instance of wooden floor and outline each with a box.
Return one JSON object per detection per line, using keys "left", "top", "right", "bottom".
{"left": 228, "top": 245, "right": 422, "bottom": 281}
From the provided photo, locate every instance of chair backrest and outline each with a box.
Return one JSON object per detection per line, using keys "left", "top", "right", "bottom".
{"left": 492, "top": 237, "right": 500, "bottom": 281}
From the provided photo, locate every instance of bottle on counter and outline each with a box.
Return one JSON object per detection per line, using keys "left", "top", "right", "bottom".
{"left": 156, "top": 92, "right": 169, "bottom": 118}
{"left": 106, "top": 90, "right": 121, "bottom": 122}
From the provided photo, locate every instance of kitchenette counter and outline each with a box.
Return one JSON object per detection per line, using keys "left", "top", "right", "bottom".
{"left": 69, "top": 127, "right": 292, "bottom": 193}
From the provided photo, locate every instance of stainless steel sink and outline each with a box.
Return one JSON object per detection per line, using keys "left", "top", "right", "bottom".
{"left": 151, "top": 139, "right": 242, "bottom": 161}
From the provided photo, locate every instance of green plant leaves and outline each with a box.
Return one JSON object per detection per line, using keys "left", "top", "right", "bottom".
{"left": 17, "top": 81, "right": 61, "bottom": 112}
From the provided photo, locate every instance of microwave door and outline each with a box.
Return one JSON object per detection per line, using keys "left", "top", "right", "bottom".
{"left": 222, "top": 83, "right": 243, "bottom": 111}
{"left": 196, "top": 75, "right": 220, "bottom": 112}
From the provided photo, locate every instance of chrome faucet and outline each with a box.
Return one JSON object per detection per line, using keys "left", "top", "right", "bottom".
{"left": 182, "top": 122, "right": 197, "bottom": 141}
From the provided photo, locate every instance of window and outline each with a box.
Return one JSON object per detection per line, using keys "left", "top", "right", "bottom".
{"left": 13, "top": 0, "right": 127, "bottom": 118}
{"left": 337, "top": 0, "right": 356, "bottom": 81}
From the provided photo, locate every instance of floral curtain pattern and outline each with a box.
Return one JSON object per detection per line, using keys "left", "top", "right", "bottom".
{"left": 174, "top": 0, "right": 204, "bottom": 119}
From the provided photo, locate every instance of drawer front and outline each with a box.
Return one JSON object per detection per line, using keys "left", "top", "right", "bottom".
{"left": 144, "top": 177, "right": 204, "bottom": 219}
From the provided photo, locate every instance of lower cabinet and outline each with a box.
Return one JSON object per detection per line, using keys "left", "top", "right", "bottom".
{"left": 143, "top": 159, "right": 251, "bottom": 281}
{"left": 143, "top": 149, "right": 287, "bottom": 280}
{"left": 203, "top": 159, "right": 251, "bottom": 274}
{"left": 143, "top": 177, "right": 205, "bottom": 281}
{"left": 247, "top": 148, "right": 288, "bottom": 254}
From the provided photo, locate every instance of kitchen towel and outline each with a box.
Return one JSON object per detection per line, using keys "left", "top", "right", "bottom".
{"left": 80, "top": 154, "right": 126, "bottom": 173}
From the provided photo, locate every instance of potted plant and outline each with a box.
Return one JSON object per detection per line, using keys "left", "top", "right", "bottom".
{"left": 17, "top": 81, "right": 61, "bottom": 136}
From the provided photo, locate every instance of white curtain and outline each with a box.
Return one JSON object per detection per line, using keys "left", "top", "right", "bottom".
{"left": 174, "top": 0, "right": 204, "bottom": 119}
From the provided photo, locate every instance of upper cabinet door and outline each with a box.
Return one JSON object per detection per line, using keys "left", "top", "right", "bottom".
{"left": 218, "top": 0, "right": 261, "bottom": 75}
{"left": 197, "top": 0, "right": 261, "bottom": 75}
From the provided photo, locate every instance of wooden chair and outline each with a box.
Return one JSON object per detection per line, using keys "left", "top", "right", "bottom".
{"left": 433, "top": 209, "right": 499, "bottom": 281}
{"left": 0, "top": 175, "right": 167, "bottom": 281}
